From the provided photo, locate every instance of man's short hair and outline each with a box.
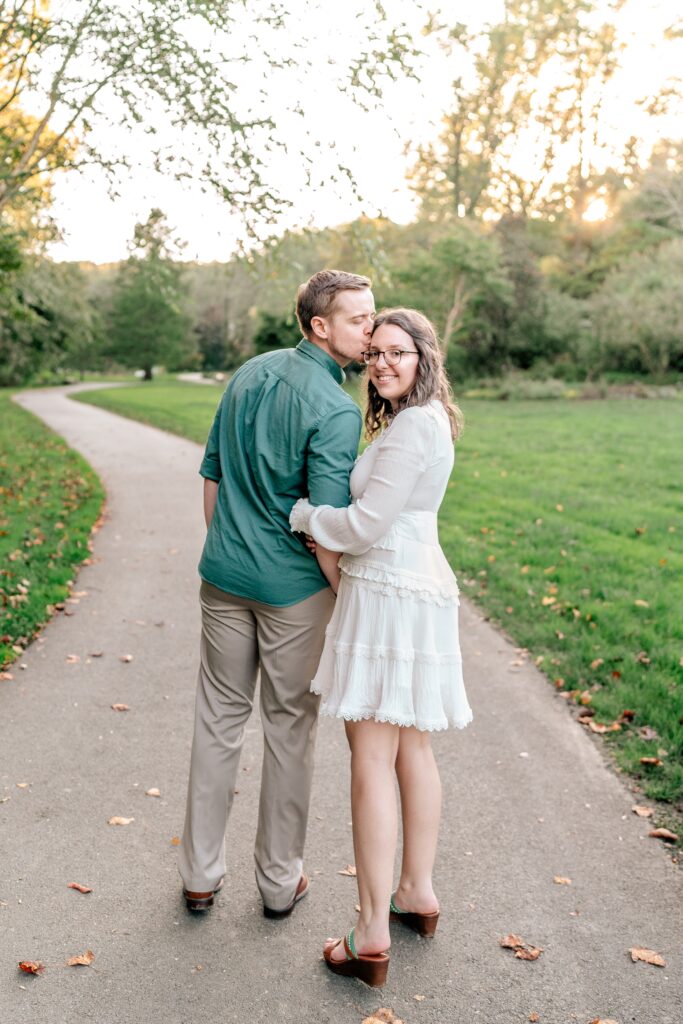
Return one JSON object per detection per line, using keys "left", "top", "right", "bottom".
{"left": 296, "top": 269, "right": 372, "bottom": 339}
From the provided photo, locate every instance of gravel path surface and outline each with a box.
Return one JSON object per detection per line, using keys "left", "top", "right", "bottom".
{"left": 2, "top": 385, "right": 681, "bottom": 1024}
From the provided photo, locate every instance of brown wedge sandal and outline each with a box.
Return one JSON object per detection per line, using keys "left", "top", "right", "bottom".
{"left": 323, "top": 929, "right": 389, "bottom": 987}
{"left": 389, "top": 893, "right": 439, "bottom": 937}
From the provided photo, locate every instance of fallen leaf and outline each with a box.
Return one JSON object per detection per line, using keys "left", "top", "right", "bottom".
{"left": 16, "top": 782, "right": 30, "bottom": 788}
{"left": 66, "top": 949, "right": 95, "bottom": 967}
{"left": 414, "top": 994, "right": 426, "bottom": 1001}
{"left": 65, "top": 654, "right": 80, "bottom": 664}
{"left": 338, "top": 864, "right": 357, "bottom": 876}
{"left": 611, "top": 669, "right": 622, "bottom": 679}
{"left": 553, "top": 677, "right": 565, "bottom": 689}
{"left": 634, "top": 651, "right": 651, "bottom": 665}
{"left": 529, "top": 1015, "right": 540, "bottom": 1022}
{"left": 67, "top": 882, "right": 92, "bottom": 894}
{"left": 18, "top": 960, "right": 45, "bottom": 975}
{"left": 361, "top": 1011, "right": 403, "bottom": 1024}
{"left": 0, "top": 671, "right": 13, "bottom": 680}
{"left": 555, "top": 504, "right": 564, "bottom": 512}
{"left": 553, "top": 876, "right": 572, "bottom": 885}
{"left": 579, "top": 690, "right": 592, "bottom": 705}
{"left": 145, "top": 787, "right": 161, "bottom": 798}
{"left": 588, "top": 1019, "right": 620, "bottom": 1024}
{"left": 618, "top": 709, "right": 635, "bottom": 721}
{"left": 170, "top": 836, "right": 181, "bottom": 846}
{"left": 541, "top": 596, "right": 556, "bottom": 606}
{"left": 648, "top": 828, "right": 679, "bottom": 843}
{"left": 629, "top": 947, "right": 666, "bottom": 967}
{"left": 72, "top": 590, "right": 88, "bottom": 597}
{"left": 111, "top": 703, "right": 129, "bottom": 712}
{"left": 107, "top": 816, "right": 134, "bottom": 826}
{"left": 516, "top": 946, "right": 542, "bottom": 961}
{"left": 119, "top": 654, "right": 133, "bottom": 663}
{"left": 590, "top": 658, "right": 604, "bottom": 670}
{"left": 638, "top": 726, "right": 659, "bottom": 741}
{"left": 640, "top": 757, "right": 662, "bottom": 767}
{"left": 632, "top": 806, "right": 654, "bottom": 818}
{"left": 500, "top": 934, "right": 543, "bottom": 961}
{"left": 90, "top": 651, "right": 104, "bottom": 658}
{"left": 634, "top": 599, "right": 649, "bottom": 608}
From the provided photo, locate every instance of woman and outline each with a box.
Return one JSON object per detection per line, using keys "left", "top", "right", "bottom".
{"left": 289, "top": 307, "right": 472, "bottom": 987}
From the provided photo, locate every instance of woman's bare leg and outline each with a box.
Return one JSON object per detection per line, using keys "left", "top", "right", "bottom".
{"left": 393, "top": 726, "right": 441, "bottom": 914}
{"left": 328, "top": 718, "right": 399, "bottom": 961}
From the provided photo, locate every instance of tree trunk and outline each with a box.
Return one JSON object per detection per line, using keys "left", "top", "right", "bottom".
{"left": 143, "top": 366, "right": 153, "bottom": 381}
{"left": 442, "top": 274, "right": 468, "bottom": 356}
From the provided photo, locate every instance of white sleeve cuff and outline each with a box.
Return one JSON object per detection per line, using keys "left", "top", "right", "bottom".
{"left": 289, "top": 497, "right": 313, "bottom": 534}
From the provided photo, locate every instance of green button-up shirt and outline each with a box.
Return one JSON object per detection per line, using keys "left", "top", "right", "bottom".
{"left": 198, "top": 339, "right": 362, "bottom": 606}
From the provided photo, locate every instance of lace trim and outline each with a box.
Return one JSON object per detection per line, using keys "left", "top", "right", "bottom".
{"left": 313, "top": 703, "right": 473, "bottom": 732}
{"left": 289, "top": 498, "right": 311, "bottom": 534}
{"left": 339, "top": 559, "right": 459, "bottom": 606}
{"left": 327, "top": 636, "right": 462, "bottom": 666}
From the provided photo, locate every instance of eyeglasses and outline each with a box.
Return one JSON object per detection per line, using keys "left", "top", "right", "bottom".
{"left": 362, "top": 348, "right": 419, "bottom": 366}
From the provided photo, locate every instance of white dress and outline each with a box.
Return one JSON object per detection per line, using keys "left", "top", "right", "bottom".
{"left": 289, "top": 400, "right": 472, "bottom": 732}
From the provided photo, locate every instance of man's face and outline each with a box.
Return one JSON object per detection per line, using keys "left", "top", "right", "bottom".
{"left": 313, "top": 288, "right": 375, "bottom": 366}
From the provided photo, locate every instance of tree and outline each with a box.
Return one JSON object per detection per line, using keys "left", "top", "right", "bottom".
{"left": 107, "top": 209, "right": 194, "bottom": 379}
{"left": 389, "top": 221, "right": 513, "bottom": 374}
{"left": 0, "top": 1, "right": 416, "bottom": 231}
{"left": 252, "top": 312, "right": 301, "bottom": 356}
{"left": 590, "top": 238, "right": 683, "bottom": 376}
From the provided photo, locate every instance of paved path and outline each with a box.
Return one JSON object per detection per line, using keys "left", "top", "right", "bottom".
{"left": 2, "top": 386, "right": 681, "bottom": 1024}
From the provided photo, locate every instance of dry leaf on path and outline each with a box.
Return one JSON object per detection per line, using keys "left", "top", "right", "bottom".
{"left": 145, "top": 788, "right": 161, "bottom": 798}
{"left": 629, "top": 947, "right": 666, "bottom": 967}
{"left": 338, "top": 864, "right": 357, "bottom": 876}
{"left": 111, "top": 703, "right": 129, "bottom": 712}
{"left": 90, "top": 651, "right": 103, "bottom": 658}
{"left": 170, "top": 836, "right": 181, "bottom": 846}
{"left": 362, "top": 1011, "right": 403, "bottom": 1024}
{"left": 553, "top": 876, "right": 572, "bottom": 885}
{"left": 18, "top": 960, "right": 45, "bottom": 975}
{"left": 632, "top": 805, "right": 653, "bottom": 818}
{"left": 119, "top": 654, "right": 133, "bottom": 663}
{"left": 107, "top": 816, "right": 134, "bottom": 826}
{"left": 529, "top": 1014, "right": 540, "bottom": 1023}
{"left": 67, "top": 882, "right": 92, "bottom": 894}
{"left": 16, "top": 782, "right": 30, "bottom": 788}
{"left": 500, "top": 934, "right": 543, "bottom": 961}
{"left": 65, "top": 654, "right": 80, "bottom": 664}
{"left": 414, "top": 994, "right": 426, "bottom": 1001}
{"left": 648, "top": 828, "right": 679, "bottom": 843}
{"left": 589, "top": 1018, "right": 620, "bottom": 1023}
{"left": 66, "top": 950, "right": 95, "bottom": 967}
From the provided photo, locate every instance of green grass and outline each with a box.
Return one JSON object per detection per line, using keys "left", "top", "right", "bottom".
{"left": 73, "top": 378, "right": 223, "bottom": 443}
{"left": 76, "top": 383, "right": 683, "bottom": 807}
{"left": 0, "top": 390, "right": 104, "bottom": 670}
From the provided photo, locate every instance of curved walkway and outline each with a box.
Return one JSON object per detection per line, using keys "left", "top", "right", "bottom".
{"left": 2, "top": 385, "right": 681, "bottom": 1024}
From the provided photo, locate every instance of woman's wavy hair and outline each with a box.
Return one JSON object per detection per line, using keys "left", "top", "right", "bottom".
{"left": 363, "top": 307, "right": 463, "bottom": 442}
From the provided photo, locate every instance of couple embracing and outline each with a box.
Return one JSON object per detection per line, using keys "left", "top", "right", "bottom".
{"left": 178, "top": 269, "right": 472, "bottom": 987}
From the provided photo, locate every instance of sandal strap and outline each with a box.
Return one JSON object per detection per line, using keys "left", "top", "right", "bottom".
{"left": 343, "top": 928, "right": 357, "bottom": 960}
{"left": 390, "top": 893, "right": 405, "bottom": 914}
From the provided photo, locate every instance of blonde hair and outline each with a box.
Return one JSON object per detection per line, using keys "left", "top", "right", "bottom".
{"left": 364, "top": 307, "right": 463, "bottom": 442}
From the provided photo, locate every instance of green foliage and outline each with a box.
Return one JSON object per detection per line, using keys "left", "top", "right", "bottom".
{"left": 590, "top": 238, "right": 683, "bottom": 377}
{"left": 0, "top": 391, "right": 104, "bottom": 669}
{"left": 106, "top": 210, "right": 195, "bottom": 379}
{"left": 253, "top": 312, "right": 302, "bottom": 356}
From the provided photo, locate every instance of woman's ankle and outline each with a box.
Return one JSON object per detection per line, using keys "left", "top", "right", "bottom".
{"left": 393, "top": 881, "right": 439, "bottom": 914}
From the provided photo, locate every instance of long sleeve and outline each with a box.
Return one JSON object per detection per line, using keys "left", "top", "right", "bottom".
{"left": 290, "top": 407, "right": 435, "bottom": 555}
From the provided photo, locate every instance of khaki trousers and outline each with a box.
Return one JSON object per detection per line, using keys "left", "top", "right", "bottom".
{"left": 178, "top": 580, "right": 335, "bottom": 910}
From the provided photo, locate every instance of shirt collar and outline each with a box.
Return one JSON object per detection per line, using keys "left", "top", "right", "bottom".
{"left": 296, "top": 337, "right": 346, "bottom": 385}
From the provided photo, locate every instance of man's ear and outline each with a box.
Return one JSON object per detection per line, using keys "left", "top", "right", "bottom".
{"left": 310, "top": 315, "right": 328, "bottom": 341}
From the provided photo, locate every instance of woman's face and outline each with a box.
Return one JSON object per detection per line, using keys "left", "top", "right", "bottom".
{"left": 366, "top": 323, "right": 420, "bottom": 410}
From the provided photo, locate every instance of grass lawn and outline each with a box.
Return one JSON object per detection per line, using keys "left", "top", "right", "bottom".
{"left": 0, "top": 391, "right": 104, "bottom": 670}
{"left": 76, "top": 382, "right": 683, "bottom": 808}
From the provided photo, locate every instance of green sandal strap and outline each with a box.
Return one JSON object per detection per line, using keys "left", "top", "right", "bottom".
{"left": 343, "top": 928, "right": 357, "bottom": 960}
{"left": 390, "top": 893, "right": 405, "bottom": 915}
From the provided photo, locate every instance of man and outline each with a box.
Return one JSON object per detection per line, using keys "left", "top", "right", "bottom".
{"left": 179, "top": 269, "right": 375, "bottom": 917}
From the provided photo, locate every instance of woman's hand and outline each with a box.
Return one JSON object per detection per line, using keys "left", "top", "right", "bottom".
{"left": 305, "top": 533, "right": 317, "bottom": 554}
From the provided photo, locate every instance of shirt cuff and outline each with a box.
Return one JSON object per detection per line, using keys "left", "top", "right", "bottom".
{"left": 289, "top": 497, "right": 313, "bottom": 534}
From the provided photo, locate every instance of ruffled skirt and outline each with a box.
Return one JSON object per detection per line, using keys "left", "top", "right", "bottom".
{"left": 311, "top": 511, "right": 472, "bottom": 732}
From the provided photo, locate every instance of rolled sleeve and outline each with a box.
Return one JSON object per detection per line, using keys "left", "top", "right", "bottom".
{"left": 199, "top": 403, "right": 223, "bottom": 482}
{"left": 307, "top": 405, "right": 362, "bottom": 508}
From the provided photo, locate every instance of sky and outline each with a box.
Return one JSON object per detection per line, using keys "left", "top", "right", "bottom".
{"left": 45, "top": 0, "right": 682, "bottom": 264}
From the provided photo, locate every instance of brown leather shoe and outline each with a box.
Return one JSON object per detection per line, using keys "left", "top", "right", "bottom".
{"left": 263, "top": 873, "right": 309, "bottom": 918}
{"left": 183, "top": 876, "right": 224, "bottom": 912}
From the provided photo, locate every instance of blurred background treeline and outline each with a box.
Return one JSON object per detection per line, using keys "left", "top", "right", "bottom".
{"left": 2, "top": 0, "right": 682, "bottom": 392}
